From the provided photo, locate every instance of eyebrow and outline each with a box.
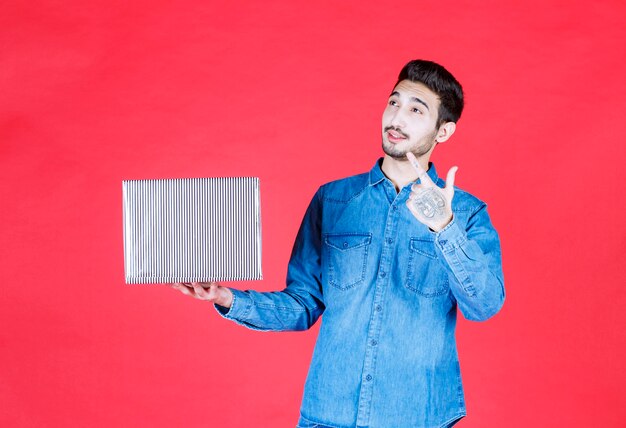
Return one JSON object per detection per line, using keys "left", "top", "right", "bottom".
{"left": 389, "top": 91, "right": 430, "bottom": 111}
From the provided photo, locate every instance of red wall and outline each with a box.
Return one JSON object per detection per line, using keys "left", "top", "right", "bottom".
{"left": 1, "top": 1, "right": 625, "bottom": 426}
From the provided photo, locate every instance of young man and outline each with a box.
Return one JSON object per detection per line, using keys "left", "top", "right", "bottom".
{"left": 172, "top": 60, "right": 505, "bottom": 428}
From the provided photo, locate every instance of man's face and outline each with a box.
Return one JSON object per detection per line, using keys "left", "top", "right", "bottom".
{"left": 381, "top": 80, "right": 441, "bottom": 160}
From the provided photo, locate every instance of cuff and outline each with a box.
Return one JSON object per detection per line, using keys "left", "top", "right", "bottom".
{"left": 213, "top": 288, "right": 253, "bottom": 320}
{"left": 430, "top": 216, "right": 467, "bottom": 253}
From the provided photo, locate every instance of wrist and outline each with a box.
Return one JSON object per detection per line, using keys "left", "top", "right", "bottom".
{"left": 430, "top": 213, "right": 454, "bottom": 233}
{"left": 218, "top": 287, "right": 234, "bottom": 308}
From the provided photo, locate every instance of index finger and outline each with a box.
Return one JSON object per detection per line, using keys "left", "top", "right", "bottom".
{"left": 406, "top": 152, "right": 431, "bottom": 183}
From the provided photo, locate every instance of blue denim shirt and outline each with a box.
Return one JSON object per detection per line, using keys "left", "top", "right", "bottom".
{"left": 215, "top": 158, "right": 505, "bottom": 428}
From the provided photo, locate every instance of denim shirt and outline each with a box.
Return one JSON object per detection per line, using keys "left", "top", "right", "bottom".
{"left": 215, "top": 158, "right": 505, "bottom": 428}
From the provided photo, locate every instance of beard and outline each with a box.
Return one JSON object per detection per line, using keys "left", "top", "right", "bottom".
{"left": 381, "top": 127, "right": 438, "bottom": 160}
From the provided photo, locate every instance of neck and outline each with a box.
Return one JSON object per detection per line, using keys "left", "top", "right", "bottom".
{"left": 381, "top": 154, "right": 431, "bottom": 192}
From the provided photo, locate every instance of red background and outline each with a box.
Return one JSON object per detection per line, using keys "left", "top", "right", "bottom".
{"left": 1, "top": 1, "right": 625, "bottom": 426}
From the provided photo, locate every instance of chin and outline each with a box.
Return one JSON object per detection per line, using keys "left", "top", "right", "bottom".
{"left": 382, "top": 141, "right": 408, "bottom": 160}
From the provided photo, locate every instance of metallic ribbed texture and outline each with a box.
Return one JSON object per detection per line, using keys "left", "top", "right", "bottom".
{"left": 122, "top": 177, "right": 262, "bottom": 284}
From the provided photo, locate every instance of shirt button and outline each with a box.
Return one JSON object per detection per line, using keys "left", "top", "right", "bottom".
{"left": 392, "top": 205, "right": 398, "bottom": 211}
{"left": 387, "top": 238, "right": 393, "bottom": 244}
{"left": 365, "top": 374, "right": 372, "bottom": 381}
{"left": 343, "top": 242, "right": 349, "bottom": 248}
{"left": 439, "top": 239, "right": 447, "bottom": 246}
{"left": 371, "top": 340, "right": 378, "bottom": 346}
{"left": 375, "top": 305, "right": 382, "bottom": 312}
{"left": 380, "top": 271, "right": 386, "bottom": 278}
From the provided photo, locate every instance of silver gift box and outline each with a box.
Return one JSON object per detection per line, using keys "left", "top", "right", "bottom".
{"left": 122, "top": 177, "right": 262, "bottom": 284}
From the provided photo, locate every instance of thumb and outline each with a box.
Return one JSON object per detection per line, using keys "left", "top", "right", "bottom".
{"left": 444, "top": 166, "right": 458, "bottom": 196}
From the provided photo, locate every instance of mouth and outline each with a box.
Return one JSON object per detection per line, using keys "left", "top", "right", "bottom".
{"left": 386, "top": 129, "right": 408, "bottom": 143}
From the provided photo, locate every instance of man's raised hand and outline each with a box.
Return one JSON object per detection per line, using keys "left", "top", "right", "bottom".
{"left": 405, "top": 152, "right": 458, "bottom": 232}
{"left": 171, "top": 282, "right": 234, "bottom": 308}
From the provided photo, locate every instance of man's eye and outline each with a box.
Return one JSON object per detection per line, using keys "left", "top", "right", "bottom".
{"left": 388, "top": 100, "right": 398, "bottom": 106}
{"left": 411, "top": 108, "right": 422, "bottom": 114}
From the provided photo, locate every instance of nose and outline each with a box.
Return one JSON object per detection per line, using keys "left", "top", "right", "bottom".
{"left": 389, "top": 109, "right": 406, "bottom": 128}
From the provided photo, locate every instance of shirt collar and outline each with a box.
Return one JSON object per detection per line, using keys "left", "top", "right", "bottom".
{"left": 368, "top": 157, "right": 439, "bottom": 186}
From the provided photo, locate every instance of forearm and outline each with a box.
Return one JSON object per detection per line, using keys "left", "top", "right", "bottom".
{"left": 213, "top": 188, "right": 326, "bottom": 331}
{"left": 433, "top": 210, "right": 505, "bottom": 321}
{"left": 214, "top": 283, "right": 324, "bottom": 331}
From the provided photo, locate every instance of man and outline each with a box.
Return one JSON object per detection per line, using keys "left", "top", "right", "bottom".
{"left": 172, "top": 59, "right": 505, "bottom": 428}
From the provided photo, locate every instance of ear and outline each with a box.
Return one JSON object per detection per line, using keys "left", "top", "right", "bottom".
{"left": 435, "top": 122, "right": 456, "bottom": 143}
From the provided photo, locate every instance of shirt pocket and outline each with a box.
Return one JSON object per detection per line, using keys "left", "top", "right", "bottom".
{"left": 323, "top": 232, "right": 372, "bottom": 291}
{"left": 405, "top": 237, "right": 449, "bottom": 297}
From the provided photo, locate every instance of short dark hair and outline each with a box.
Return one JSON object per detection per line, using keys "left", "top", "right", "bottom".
{"left": 395, "top": 59, "right": 464, "bottom": 127}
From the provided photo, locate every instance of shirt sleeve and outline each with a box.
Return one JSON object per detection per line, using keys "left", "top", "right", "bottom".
{"left": 432, "top": 203, "right": 506, "bottom": 321}
{"left": 213, "top": 189, "right": 325, "bottom": 331}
